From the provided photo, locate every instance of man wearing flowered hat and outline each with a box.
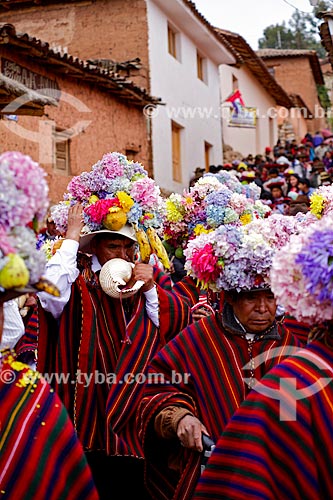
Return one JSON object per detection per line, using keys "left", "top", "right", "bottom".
{"left": 0, "top": 151, "right": 98, "bottom": 500}
{"left": 36, "top": 152, "right": 191, "bottom": 499}
{"left": 136, "top": 223, "right": 301, "bottom": 500}
{"left": 194, "top": 213, "right": 333, "bottom": 500}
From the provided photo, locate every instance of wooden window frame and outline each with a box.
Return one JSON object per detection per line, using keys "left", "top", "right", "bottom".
{"left": 54, "top": 129, "right": 70, "bottom": 174}
{"left": 168, "top": 23, "right": 179, "bottom": 60}
{"left": 171, "top": 120, "right": 182, "bottom": 183}
{"left": 197, "top": 51, "right": 207, "bottom": 83}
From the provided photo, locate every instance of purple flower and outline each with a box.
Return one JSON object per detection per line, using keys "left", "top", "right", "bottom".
{"left": 295, "top": 229, "right": 333, "bottom": 302}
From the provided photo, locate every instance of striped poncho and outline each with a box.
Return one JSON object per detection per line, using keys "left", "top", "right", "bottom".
{"left": 137, "top": 309, "right": 301, "bottom": 500}
{"left": 193, "top": 339, "right": 333, "bottom": 500}
{"left": 0, "top": 350, "right": 98, "bottom": 500}
{"left": 37, "top": 266, "right": 190, "bottom": 456}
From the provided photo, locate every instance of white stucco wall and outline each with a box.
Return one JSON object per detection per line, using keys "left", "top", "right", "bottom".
{"left": 220, "top": 64, "right": 279, "bottom": 157}
{"left": 147, "top": 0, "right": 228, "bottom": 193}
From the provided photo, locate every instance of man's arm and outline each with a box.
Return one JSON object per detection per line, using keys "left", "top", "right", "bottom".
{"left": 1, "top": 299, "right": 25, "bottom": 349}
{"left": 38, "top": 204, "right": 84, "bottom": 318}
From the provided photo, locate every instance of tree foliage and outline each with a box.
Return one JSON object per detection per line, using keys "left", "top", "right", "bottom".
{"left": 258, "top": 0, "right": 331, "bottom": 58}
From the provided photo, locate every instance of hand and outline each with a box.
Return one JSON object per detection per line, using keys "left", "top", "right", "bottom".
{"left": 177, "top": 415, "right": 209, "bottom": 452}
{"left": 66, "top": 204, "right": 84, "bottom": 242}
{"left": 129, "top": 262, "right": 154, "bottom": 292}
{"left": 192, "top": 306, "right": 213, "bottom": 322}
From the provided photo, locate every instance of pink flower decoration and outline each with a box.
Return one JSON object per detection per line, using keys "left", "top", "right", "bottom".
{"left": 84, "top": 198, "right": 120, "bottom": 224}
{"left": 190, "top": 243, "right": 220, "bottom": 284}
{"left": 100, "top": 152, "right": 124, "bottom": 179}
{"left": 131, "top": 177, "right": 160, "bottom": 209}
{"left": 0, "top": 227, "right": 15, "bottom": 254}
{"left": 67, "top": 174, "right": 91, "bottom": 201}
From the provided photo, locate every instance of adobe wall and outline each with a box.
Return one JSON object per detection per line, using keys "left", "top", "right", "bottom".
{"left": 0, "top": 0, "right": 150, "bottom": 90}
{"left": 0, "top": 45, "right": 149, "bottom": 204}
{"left": 266, "top": 56, "right": 326, "bottom": 133}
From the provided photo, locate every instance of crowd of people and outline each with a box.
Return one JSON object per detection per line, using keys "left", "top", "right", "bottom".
{"left": 189, "top": 133, "right": 333, "bottom": 218}
{"left": 1, "top": 140, "right": 333, "bottom": 500}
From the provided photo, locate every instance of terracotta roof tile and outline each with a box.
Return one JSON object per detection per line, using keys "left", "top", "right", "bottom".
{"left": 215, "top": 28, "right": 293, "bottom": 108}
{"left": 0, "top": 23, "right": 161, "bottom": 107}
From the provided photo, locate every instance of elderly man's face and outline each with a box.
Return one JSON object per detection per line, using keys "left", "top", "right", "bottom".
{"left": 91, "top": 235, "right": 137, "bottom": 265}
{"left": 229, "top": 290, "right": 277, "bottom": 333}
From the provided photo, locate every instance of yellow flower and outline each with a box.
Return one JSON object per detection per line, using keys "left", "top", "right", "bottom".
{"left": 310, "top": 193, "right": 324, "bottom": 219}
{"left": 104, "top": 209, "right": 127, "bottom": 230}
{"left": 117, "top": 191, "right": 134, "bottom": 212}
{"left": 193, "top": 224, "right": 211, "bottom": 236}
{"left": 89, "top": 194, "right": 99, "bottom": 204}
{"left": 240, "top": 213, "right": 252, "bottom": 225}
{"left": 184, "top": 196, "right": 194, "bottom": 207}
{"left": 166, "top": 200, "right": 183, "bottom": 222}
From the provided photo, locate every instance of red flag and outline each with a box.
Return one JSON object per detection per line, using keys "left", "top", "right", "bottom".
{"left": 225, "top": 89, "right": 245, "bottom": 114}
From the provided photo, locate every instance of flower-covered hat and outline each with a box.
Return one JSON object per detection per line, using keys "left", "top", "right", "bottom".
{"left": 184, "top": 213, "right": 305, "bottom": 293}
{"left": 164, "top": 171, "right": 270, "bottom": 253}
{"left": 0, "top": 152, "right": 58, "bottom": 295}
{"left": 52, "top": 152, "right": 166, "bottom": 241}
{"left": 0, "top": 151, "right": 49, "bottom": 231}
{"left": 270, "top": 214, "right": 333, "bottom": 325}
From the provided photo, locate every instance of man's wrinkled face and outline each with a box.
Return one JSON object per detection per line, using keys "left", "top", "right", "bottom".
{"left": 91, "top": 235, "right": 137, "bottom": 266}
{"left": 229, "top": 289, "right": 277, "bottom": 333}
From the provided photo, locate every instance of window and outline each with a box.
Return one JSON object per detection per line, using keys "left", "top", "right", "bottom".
{"left": 171, "top": 121, "right": 182, "bottom": 182}
{"left": 168, "top": 24, "right": 178, "bottom": 59}
{"left": 204, "top": 142, "right": 212, "bottom": 171}
{"left": 197, "top": 51, "right": 207, "bottom": 83}
{"left": 232, "top": 74, "right": 238, "bottom": 92}
{"left": 54, "top": 129, "right": 70, "bottom": 174}
{"left": 125, "top": 149, "right": 138, "bottom": 161}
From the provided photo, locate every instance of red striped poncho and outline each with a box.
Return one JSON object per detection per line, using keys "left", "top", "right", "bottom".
{"left": 137, "top": 312, "right": 301, "bottom": 500}
{"left": 0, "top": 350, "right": 98, "bottom": 500}
{"left": 283, "top": 313, "right": 310, "bottom": 345}
{"left": 193, "top": 339, "right": 333, "bottom": 500}
{"left": 15, "top": 305, "right": 38, "bottom": 363}
{"left": 37, "top": 266, "right": 190, "bottom": 456}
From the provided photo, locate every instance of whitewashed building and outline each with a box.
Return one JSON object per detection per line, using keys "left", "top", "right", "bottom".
{"left": 146, "top": 0, "right": 236, "bottom": 192}
{"left": 217, "top": 29, "right": 294, "bottom": 158}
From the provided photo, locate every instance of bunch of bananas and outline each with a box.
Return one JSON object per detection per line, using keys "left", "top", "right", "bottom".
{"left": 134, "top": 226, "right": 170, "bottom": 270}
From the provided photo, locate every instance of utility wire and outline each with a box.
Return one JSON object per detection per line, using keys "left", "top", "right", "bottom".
{"left": 281, "top": 0, "right": 317, "bottom": 14}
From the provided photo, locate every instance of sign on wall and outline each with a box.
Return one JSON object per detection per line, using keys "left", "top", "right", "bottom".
{"left": 1, "top": 58, "right": 60, "bottom": 100}
{"left": 228, "top": 107, "right": 257, "bottom": 128}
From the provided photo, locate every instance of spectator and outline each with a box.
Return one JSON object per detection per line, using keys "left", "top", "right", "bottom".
{"left": 286, "top": 173, "right": 301, "bottom": 197}
{"left": 320, "top": 171, "right": 332, "bottom": 186}
{"left": 298, "top": 177, "right": 316, "bottom": 199}
{"left": 189, "top": 167, "right": 205, "bottom": 188}
{"left": 309, "top": 158, "right": 325, "bottom": 188}
{"left": 288, "top": 194, "right": 310, "bottom": 216}
{"left": 312, "top": 130, "right": 323, "bottom": 147}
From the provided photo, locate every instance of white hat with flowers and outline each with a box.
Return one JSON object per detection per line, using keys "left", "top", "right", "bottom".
{"left": 184, "top": 213, "right": 306, "bottom": 293}
{"left": 164, "top": 171, "right": 270, "bottom": 256}
{"left": 51, "top": 152, "right": 169, "bottom": 266}
{"left": 270, "top": 213, "right": 333, "bottom": 325}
